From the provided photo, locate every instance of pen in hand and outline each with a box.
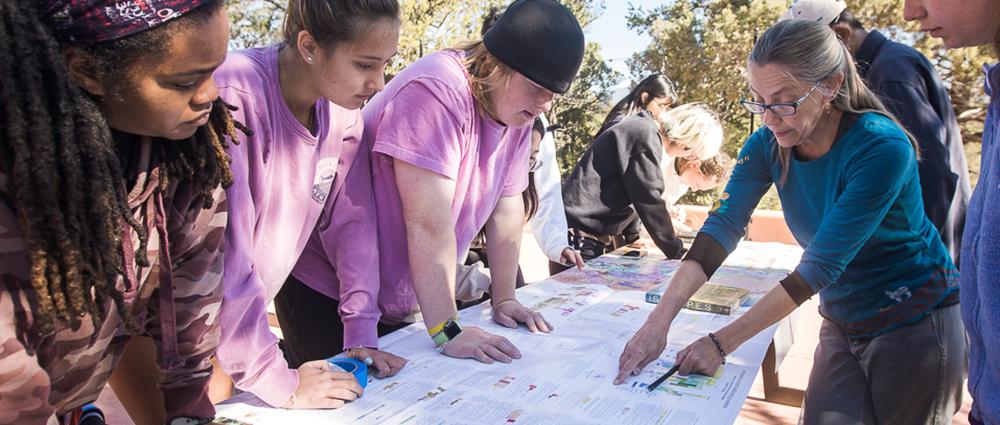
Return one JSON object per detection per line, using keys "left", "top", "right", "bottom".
{"left": 646, "top": 364, "right": 680, "bottom": 392}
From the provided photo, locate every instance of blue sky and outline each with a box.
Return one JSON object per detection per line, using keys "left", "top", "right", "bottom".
{"left": 584, "top": 0, "right": 667, "bottom": 92}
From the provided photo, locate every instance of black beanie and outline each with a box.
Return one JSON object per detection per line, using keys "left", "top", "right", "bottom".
{"left": 482, "top": 0, "right": 585, "bottom": 95}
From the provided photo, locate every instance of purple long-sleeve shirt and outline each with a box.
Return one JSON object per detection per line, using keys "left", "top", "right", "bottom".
{"left": 213, "top": 45, "right": 367, "bottom": 407}
{"left": 290, "top": 134, "right": 381, "bottom": 350}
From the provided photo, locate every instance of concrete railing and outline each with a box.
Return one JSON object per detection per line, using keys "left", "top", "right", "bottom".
{"left": 680, "top": 205, "right": 796, "bottom": 245}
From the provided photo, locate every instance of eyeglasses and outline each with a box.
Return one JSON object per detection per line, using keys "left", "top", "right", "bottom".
{"left": 739, "top": 82, "right": 820, "bottom": 117}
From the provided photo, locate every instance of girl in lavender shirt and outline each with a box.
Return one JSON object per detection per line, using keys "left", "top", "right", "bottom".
{"left": 211, "top": 0, "right": 401, "bottom": 409}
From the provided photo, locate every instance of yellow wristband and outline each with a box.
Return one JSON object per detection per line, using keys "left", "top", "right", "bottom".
{"left": 427, "top": 318, "right": 452, "bottom": 336}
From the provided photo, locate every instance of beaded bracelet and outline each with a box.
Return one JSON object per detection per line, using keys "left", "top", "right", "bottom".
{"left": 707, "top": 332, "right": 727, "bottom": 364}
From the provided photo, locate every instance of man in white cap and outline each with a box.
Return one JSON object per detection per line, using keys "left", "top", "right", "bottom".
{"left": 782, "top": 0, "right": 971, "bottom": 268}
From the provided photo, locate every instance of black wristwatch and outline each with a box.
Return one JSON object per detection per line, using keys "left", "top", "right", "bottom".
{"left": 431, "top": 319, "right": 463, "bottom": 347}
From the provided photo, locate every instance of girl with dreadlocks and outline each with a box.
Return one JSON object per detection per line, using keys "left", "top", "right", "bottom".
{"left": 109, "top": 0, "right": 401, "bottom": 415}
{"left": 0, "top": 0, "right": 239, "bottom": 424}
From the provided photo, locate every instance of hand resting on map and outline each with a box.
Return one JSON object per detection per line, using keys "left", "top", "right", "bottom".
{"left": 347, "top": 347, "right": 409, "bottom": 379}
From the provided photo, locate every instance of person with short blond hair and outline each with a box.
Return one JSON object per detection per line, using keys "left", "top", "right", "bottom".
{"left": 668, "top": 153, "right": 734, "bottom": 200}
{"left": 656, "top": 103, "right": 725, "bottom": 162}
{"left": 562, "top": 103, "right": 724, "bottom": 261}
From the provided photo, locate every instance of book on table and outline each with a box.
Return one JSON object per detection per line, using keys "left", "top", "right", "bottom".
{"left": 646, "top": 282, "right": 749, "bottom": 315}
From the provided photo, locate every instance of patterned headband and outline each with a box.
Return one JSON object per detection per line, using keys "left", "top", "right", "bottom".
{"left": 43, "top": 0, "right": 209, "bottom": 44}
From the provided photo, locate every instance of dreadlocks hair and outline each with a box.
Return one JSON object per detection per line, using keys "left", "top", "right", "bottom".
{"left": 0, "top": 0, "right": 247, "bottom": 337}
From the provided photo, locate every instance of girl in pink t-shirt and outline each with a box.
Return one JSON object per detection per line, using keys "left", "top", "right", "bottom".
{"left": 291, "top": 0, "right": 586, "bottom": 367}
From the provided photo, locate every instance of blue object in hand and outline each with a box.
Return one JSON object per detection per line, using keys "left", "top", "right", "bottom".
{"left": 328, "top": 357, "right": 368, "bottom": 389}
{"left": 79, "top": 404, "right": 105, "bottom": 425}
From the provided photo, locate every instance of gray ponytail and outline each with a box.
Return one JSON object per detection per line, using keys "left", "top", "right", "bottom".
{"left": 749, "top": 19, "right": 918, "bottom": 186}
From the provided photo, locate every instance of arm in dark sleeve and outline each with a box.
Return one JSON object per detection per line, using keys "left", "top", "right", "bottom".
{"left": 622, "top": 149, "right": 683, "bottom": 258}
{"left": 683, "top": 232, "right": 727, "bottom": 277}
{"left": 156, "top": 186, "right": 228, "bottom": 419}
{"left": 877, "top": 81, "right": 956, "bottom": 232}
{"left": 779, "top": 271, "right": 815, "bottom": 305}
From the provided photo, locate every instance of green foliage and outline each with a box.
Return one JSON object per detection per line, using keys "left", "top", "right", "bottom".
{"left": 393, "top": 0, "right": 498, "bottom": 73}
{"left": 393, "top": 0, "right": 604, "bottom": 68}
{"left": 552, "top": 42, "right": 622, "bottom": 176}
{"left": 227, "top": 0, "right": 284, "bottom": 48}
{"left": 626, "top": 0, "right": 994, "bottom": 208}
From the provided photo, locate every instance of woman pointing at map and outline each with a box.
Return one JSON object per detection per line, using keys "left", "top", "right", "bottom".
{"left": 616, "top": 19, "right": 965, "bottom": 425}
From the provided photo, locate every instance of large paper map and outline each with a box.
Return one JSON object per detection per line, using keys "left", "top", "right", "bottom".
{"left": 216, "top": 242, "right": 802, "bottom": 425}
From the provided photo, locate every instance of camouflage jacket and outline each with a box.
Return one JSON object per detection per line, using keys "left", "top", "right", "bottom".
{"left": 0, "top": 138, "right": 227, "bottom": 424}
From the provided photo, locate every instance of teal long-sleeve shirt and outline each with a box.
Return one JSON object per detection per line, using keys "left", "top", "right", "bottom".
{"left": 700, "top": 112, "right": 957, "bottom": 339}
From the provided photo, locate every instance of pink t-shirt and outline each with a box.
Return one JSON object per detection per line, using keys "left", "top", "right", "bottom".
{"left": 213, "top": 45, "right": 366, "bottom": 407}
{"left": 368, "top": 50, "right": 530, "bottom": 324}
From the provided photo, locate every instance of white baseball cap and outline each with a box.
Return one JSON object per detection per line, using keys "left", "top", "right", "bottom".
{"left": 778, "top": 0, "right": 847, "bottom": 24}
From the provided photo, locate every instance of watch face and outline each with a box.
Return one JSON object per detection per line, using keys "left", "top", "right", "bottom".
{"left": 443, "top": 320, "right": 463, "bottom": 339}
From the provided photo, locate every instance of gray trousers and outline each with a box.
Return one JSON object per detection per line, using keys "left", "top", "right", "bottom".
{"left": 800, "top": 304, "right": 967, "bottom": 425}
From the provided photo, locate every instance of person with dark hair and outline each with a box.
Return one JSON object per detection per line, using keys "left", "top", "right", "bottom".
{"left": 209, "top": 0, "right": 402, "bottom": 410}
{"left": 782, "top": 0, "right": 971, "bottom": 267}
{"left": 306, "top": 0, "right": 584, "bottom": 366}
{"left": 904, "top": 1, "right": 1000, "bottom": 423}
{"left": 524, "top": 118, "right": 547, "bottom": 231}
{"left": 458, "top": 116, "right": 585, "bottom": 303}
{"left": 530, "top": 116, "right": 586, "bottom": 275}
{"left": 596, "top": 73, "right": 678, "bottom": 137}
{"left": 617, "top": 19, "right": 965, "bottom": 424}
{"left": 0, "top": 0, "right": 240, "bottom": 423}
{"left": 108, "top": 0, "right": 402, "bottom": 416}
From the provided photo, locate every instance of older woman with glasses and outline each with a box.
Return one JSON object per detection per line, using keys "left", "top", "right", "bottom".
{"left": 616, "top": 19, "right": 965, "bottom": 425}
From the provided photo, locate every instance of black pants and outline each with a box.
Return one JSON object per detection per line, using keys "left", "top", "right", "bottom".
{"left": 569, "top": 231, "right": 639, "bottom": 261}
{"left": 275, "top": 275, "right": 409, "bottom": 368}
